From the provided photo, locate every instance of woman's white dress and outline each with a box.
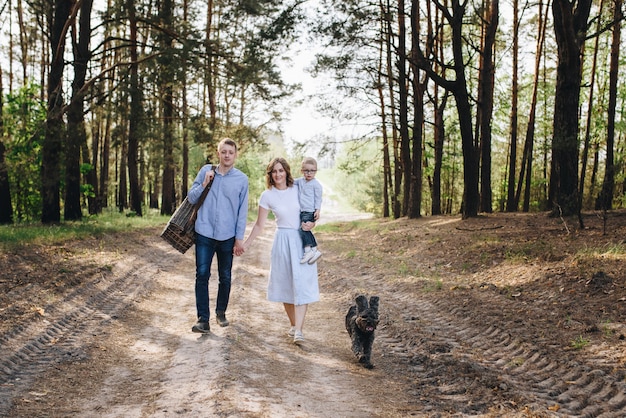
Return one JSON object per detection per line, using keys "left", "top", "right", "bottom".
{"left": 259, "top": 186, "right": 320, "bottom": 305}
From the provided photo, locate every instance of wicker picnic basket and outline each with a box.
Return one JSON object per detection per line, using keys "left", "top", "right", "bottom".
{"left": 160, "top": 179, "right": 213, "bottom": 254}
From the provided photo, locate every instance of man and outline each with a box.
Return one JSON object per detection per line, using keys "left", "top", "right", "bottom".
{"left": 187, "top": 138, "right": 249, "bottom": 333}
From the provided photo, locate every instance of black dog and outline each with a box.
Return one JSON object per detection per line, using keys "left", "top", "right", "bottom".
{"left": 345, "top": 295, "right": 380, "bottom": 369}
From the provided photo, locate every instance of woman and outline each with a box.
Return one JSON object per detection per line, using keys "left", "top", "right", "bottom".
{"left": 242, "top": 157, "right": 319, "bottom": 344}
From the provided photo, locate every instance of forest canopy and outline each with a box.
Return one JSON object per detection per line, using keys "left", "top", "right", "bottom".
{"left": 0, "top": 0, "right": 624, "bottom": 225}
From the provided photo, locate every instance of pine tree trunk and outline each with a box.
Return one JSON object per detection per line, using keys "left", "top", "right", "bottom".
{"left": 432, "top": 95, "right": 446, "bottom": 215}
{"left": 517, "top": 0, "right": 548, "bottom": 212}
{"left": 595, "top": 0, "right": 621, "bottom": 211}
{"left": 478, "top": 0, "right": 498, "bottom": 213}
{"left": 579, "top": 0, "right": 604, "bottom": 208}
{"left": 41, "top": 0, "right": 73, "bottom": 223}
{"left": 397, "top": 0, "right": 410, "bottom": 217}
{"left": 65, "top": 0, "right": 93, "bottom": 221}
{"left": 549, "top": 0, "right": 592, "bottom": 217}
{"left": 450, "top": 0, "right": 479, "bottom": 218}
{"left": 205, "top": 0, "right": 217, "bottom": 136}
{"left": 376, "top": 8, "right": 391, "bottom": 218}
{"left": 159, "top": 0, "right": 176, "bottom": 215}
{"left": 506, "top": 0, "right": 519, "bottom": 212}
{"left": 0, "top": 66, "right": 12, "bottom": 224}
{"left": 127, "top": 0, "right": 143, "bottom": 216}
{"left": 181, "top": 0, "right": 190, "bottom": 201}
{"left": 408, "top": 0, "right": 424, "bottom": 219}
{"left": 384, "top": 0, "right": 401, "bottom": 219}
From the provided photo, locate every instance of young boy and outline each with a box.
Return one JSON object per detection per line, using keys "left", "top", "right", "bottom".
{"left": 295, "top": 157, "right": 323, "bottom": 264}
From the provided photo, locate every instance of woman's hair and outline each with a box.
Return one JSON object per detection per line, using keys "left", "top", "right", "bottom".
{"left": 265, "top": 157, "right": 294, "bottom": 189}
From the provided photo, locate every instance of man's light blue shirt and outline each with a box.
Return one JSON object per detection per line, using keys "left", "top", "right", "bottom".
{"left": 188, "top": 164, "right": 249, "bottom": 241}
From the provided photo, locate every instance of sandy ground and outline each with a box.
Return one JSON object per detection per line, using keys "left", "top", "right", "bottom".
{"left": 1, "top": 220, "right": 416, "bottom": 418}
{"left": 2, "top": 208, "right": 626, "bottom": 417}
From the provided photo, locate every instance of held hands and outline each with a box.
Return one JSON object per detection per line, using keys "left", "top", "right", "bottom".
{"left": 237, "top": 238, "right": 255, "bottom": 256}
{"left": 233, "top": 239, "right": 245, "bottom": 256}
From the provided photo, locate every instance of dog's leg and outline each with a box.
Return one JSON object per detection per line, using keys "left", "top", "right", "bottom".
{"left": 352, "top": 335, "right": 364, "bottom": 359}
{"left": 360, "top": 334, "right": 374, "bottom": 368}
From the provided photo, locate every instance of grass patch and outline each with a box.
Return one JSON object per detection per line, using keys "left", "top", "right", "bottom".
{"left": 317, "top": 218, "right": 376, "bottom": 234}
{"left": 576, "top": 243, "right": 626, "bottom": 260}
{"left": 423, "top": 278, "right": 443, "bottom": 292}
{"left": 504, "top": 239, "right": 555, "bottom": 261}
{"left": 570, "top": 335, "right": 590, "bottom": 350}
{"left": 0, "top": 208, "right": 167, "bottom": 250}
{"left": 601, "top": 320, "right": 615, "bottom": 338}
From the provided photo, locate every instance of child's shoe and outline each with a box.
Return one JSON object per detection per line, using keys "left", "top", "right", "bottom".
{"left": 308, "top": 249, "right": 322, "bottom": 264}
{"left": 300, "top": 249, "right": 315, "bottom": 264}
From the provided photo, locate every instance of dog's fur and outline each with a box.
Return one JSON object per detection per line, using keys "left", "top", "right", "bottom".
{"left": 345, "top": 295, "right": 380, "bottom": 369}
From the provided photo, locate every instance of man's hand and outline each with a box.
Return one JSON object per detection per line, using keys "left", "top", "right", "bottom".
{"left": 233, "top": 239, "right": 245, "bottom": 256}
{"left": 203, "top": 170, "right": 215, "bottom": 188}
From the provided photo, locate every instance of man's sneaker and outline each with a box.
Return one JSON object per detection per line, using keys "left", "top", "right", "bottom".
{"left": 216, "top": 312, "right": 229, "bottom": 327}
{"left": 287, "top": 326, "right": 296, "bottom": 337}
{"left": 293, "top": 330, "right": 305, "bottom": 344}
{"left": 307, "top": 249, "right": 322, "bottom": 264}
{"left": 192, "top": 319, "right": 210, "bottom": 333}
{"left": 300, "top": 250, "right": 315, "bottom": 264}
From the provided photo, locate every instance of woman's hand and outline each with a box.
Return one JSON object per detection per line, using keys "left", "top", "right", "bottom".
{"left": 233, "top": 239, "right": 245, "bottom": 256}
{"left": 301, "top": 221, "right": 315, "bottom": 231}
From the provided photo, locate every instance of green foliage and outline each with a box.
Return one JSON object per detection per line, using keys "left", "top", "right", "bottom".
{"left": 2, "top": 84, "right": 46, "bottom": 222}
{"left": 236, "top": 150, "right": 269, "bottom": 207}
{"left": 330, "top": 140, "right": 384, "bottom": 215}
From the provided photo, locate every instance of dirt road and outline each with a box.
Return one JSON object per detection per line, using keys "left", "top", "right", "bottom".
{"left": 0, "top": 222, "right": 416, "bottom": 418}
{"left": 2, "top": 210, "right": 626, "bottom": 417}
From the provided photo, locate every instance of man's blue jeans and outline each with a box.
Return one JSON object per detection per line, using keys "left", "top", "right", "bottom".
{"left": 195, "top": 234, "right": 235, "bottom": 321}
